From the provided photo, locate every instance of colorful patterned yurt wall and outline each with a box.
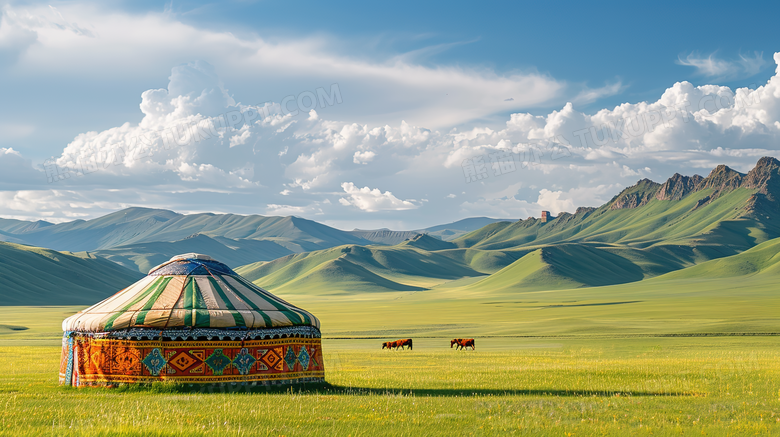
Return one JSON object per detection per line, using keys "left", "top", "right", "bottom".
{"left": 60, "top": 253, "right": 324, "bottom": 387}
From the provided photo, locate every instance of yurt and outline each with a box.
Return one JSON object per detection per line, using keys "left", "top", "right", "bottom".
{"left": 60, "top": 253, "right": 324, "bottom": 387}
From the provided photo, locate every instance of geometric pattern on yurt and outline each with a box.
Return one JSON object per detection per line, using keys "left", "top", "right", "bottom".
{"left": 141, "top": 348, "right": 166, "bottom": 376}
{"left": 58, "top": 336, "right": 324, "bottom": 385}
{"left": 60, "top": 253, "right": 324, "bottom": 387}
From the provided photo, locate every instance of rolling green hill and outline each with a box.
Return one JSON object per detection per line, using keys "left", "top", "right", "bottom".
{"left": 346, "top": 229, "right": 421, "bottom": 245}
{"left": 455, "top": 188, "right": 770, "bottom": 253}
{"left": 2, "top": 157, "right": 779, "bottom": 305}
{"left": 236, "top": 243, "right": 492, "bottom": 293}
{"left": 345, "top": 218, "right": 514, "bottom": 244}
{"left": 93, "top": 234, "right": 293, "bottom": 273}
{"left": 455, "top": 157, "right": 780, "bottom": 258}
{"left": 465, "top": 244, "right": 648, "bottom": 292}
{"left": 657, "top": 237, "right": 780, "bottom": 280}
{"left": 421, "top": 217, "right": 513, "bottom": 241}
{"left": 0, "top": 242, "right": 143, "bottom": 305}
{"left": 236, "top": 157, "right": 780, "bottom": 296}
{"left": 264, "top": 257, "right": 428, "bottom": 293}
{"left": 397, "top": 233, "right": 456, "bottom": 251}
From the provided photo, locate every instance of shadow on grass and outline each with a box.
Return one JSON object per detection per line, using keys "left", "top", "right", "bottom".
{"left": 66, "top": 381, "right": 697, "bottom": 397}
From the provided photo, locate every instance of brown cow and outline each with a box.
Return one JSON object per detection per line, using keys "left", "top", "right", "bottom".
{"left": 383, "top": 339, "right": 413, "bottom": 350}
{"left": 383, "top": 341, "right": 399, "bottom": 350}
{"left": 451, "top": 338, "right": 475, "bottom": 350}
{"left": 395, "top": 338, "right": 413, "bottom": 350}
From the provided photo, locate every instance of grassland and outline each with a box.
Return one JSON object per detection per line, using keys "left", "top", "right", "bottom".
{"left": 2, "top": 261, "right": 780, "bottom": 436}
{"left": 0, "top": 242, "right": 143, "bottom": 305}
{"left": 3, "top": 218, "right": 780, "bottom": 435}
{"left": 2, "top": 159, "right": 779, "bottom": 434}
{"left": 1, "top": 337, "right": 779, "bottom": 436}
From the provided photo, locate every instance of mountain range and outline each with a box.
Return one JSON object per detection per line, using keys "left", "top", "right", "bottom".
{"left": 0, "top": 206, "right": 507, "bottom": 274}
{"left": 1, "top": 156, "right": 778, "bottom": 304}
{"left": 237, "top": 156, "right": 780, "bottom": 295}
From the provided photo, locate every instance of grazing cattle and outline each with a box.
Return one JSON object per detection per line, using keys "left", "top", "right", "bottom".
{"left": 451, "top": 338, "right": 475, "bottom": 350}
{"left": 395, "top": 338, "right": 413, "bottom": 350}
{"left": 383, "top": 339, "right": 413, "bottom": 350}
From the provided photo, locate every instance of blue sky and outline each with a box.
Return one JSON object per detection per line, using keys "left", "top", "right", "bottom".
{"left": 0, "top": 0, "right": 778, "bottom": 229}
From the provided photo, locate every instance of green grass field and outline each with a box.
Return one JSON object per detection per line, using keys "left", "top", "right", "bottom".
{"left": 2, "top": 261, "right": 780, "bottom": 436}
{"left": 1, "top": 338, "right": 779, "bottom": 436}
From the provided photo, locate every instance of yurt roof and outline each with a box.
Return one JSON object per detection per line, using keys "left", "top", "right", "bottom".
{"left": 63, "top": 253, "right": 319, "bottom": 332}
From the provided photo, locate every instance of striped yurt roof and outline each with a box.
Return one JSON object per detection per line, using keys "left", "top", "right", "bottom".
{"left": 63, "top": 253, "right": 319, "bottom": 332}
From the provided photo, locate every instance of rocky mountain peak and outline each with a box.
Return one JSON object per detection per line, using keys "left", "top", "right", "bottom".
{"left": 696, "top": 164, "right": 745, "bottom": 193}
{"left": 575, "top": 206, "right": 596, "bottom": 216}
{"left": 742, "top": 156, "right": 780, "bottom": 199}
{"left": 656, "top": 173, "right": 703, "bottom": 201}
{"left": 609, "top": 178, "right": 661, "bottom": 210}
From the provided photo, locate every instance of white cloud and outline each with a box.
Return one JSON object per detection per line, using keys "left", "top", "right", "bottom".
{"left": 677, "top": 51, "right": 768, "bottom": 80}
{"left": 2, "top": 51, "right": 780, "bottom": 229}
{"left": 0, "top": 189, "right": 129, "bottom": 221}
{"left": 339, "top": 182, "right": 417, "bottom": 212}
{"left": 229, "top": 128, "right": 252, "bottom": 148}
{"left": 353, "top": 150, "right": 376, "bottom": 164}
{"left": 265, "top": 203, "right": 324, "bottom": 216}
{"left": 572, "top": 81, "right": 626, "bottom": 105}
{"left": 0, "top": 10, "right": 38, "bottom": 68}
{"left": 0, "top": 3, "right": 589, "bottom": 130}
{"left": 537, "top": 185, "right": 618, "bottom": 215}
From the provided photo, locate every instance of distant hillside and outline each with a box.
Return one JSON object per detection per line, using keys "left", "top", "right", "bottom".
{"left": 1, "top": 207, "right": 372, "bottom": 252}
{"left": 421, "top": 217, "right": 513, "bottom": 241}
{"left": 94, "top": 234, "right": 293, "bottom": 273}
{"left": 464, "top": 244, "right": 661, "bottom": 293}
{"left": 456, "top": 157, "right": 780, "bottom": 255}
{"left": 657, "top": 237, "right": 780, "bottom": 280}
{"left": 4, "top": 157, "right": 780, "bottom": 303}
{"left": 424, "top": 217, "right": 514, "bottom": 232}
{"left": 347, "top": 217, "right": 514, "bottom": 244}
{"left": 0, "top": 218, "right": 53, "bottom": 234}
{"left": 235, "top": 242, "right": 511, "bottom": 294}
{"left": 237, "top": 157, "right": 780, "bottom": 296}
{"left": 398, "top": 233, "right": 456, "bottom": 251}
{"left": 346, "top": 229, "right": 421, "bottom": 245}
{"left": 0, "top": 230, "right": 27, "bottom": 244}
{"left": 0, "top": 242, "right": 143, "bottom": 305}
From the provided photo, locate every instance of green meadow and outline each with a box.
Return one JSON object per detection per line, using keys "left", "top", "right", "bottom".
{"left": 2, "top": 335, "right": 779, "bottom": 436}
{"left": 2, "top": 264, "right": 780, "bottom": 436}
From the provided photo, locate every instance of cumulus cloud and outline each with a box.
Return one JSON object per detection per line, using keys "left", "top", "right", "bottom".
{"left": 353, "top": 151, "right": 376, "bottom": 164}
{"left": 3, "top": 51, "right": 780, "bottom": 228}
{"left": 537, "top": 185, "right": 619, "bottom": 215}
{"left": 339, "top": 182, "right": 417, "bottom": 212}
